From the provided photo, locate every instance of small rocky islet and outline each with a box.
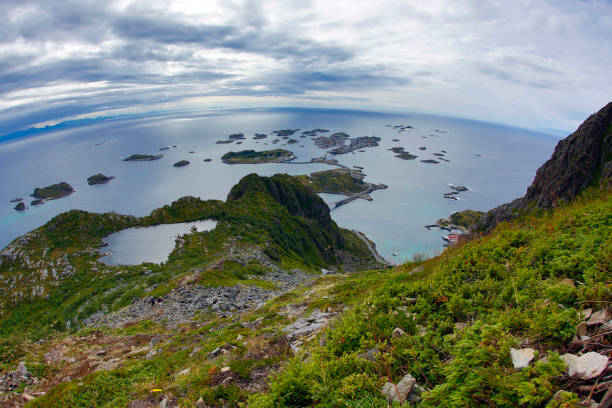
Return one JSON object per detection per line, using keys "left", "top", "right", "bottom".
{"left": 173, "top": 160, "right": 190, "bottom": 167}
{"left": 123, "top": 154, "right": 163, "bottom": 161}
{"left": 13, "top": 182, "right": 75, "bottom": 210}
{"left": 87, "top": 174, "right": 115, "bottom": 185}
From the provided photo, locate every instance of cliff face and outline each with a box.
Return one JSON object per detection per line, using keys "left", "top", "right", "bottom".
{"left": 475, "top": 102, "right": 612, "bottom": 233}
{"left": 525, "top": 102, "right": 612, "bottom": 207}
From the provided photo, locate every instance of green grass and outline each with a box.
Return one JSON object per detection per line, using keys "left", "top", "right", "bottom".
{"left": 249, "top": 186, "right": 611, "bottom": 407}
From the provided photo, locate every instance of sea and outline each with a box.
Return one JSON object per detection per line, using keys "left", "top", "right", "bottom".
{"left": 0, "top": 107, "right": 560, "bottom": 264}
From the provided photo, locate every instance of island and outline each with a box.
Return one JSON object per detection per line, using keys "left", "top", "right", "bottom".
{"left": 421, "top": 159, "right": 439, "bottom": 164}
{"left": 87, "top": 174, "right": 115, "bottom": 185}
{"left": 450, "top": 185, "right": 469, "bottom": 191}
{"left": 221, "top": 149, "right": 295, "bottom": 164}
{"left": 314, "top": 132, "right": 350, "bottom": 149}
{"left": 396, "top": 153, "right": 418, "bottom": 160}
{"left": 302, "top": 128, "right": 330, "bottom": 136}
{"left": 173, "top": 160, "right": 190, "bottom": 167}
{"left": 228, "top": 133, "right": 245, "bottom": 140}
{"left": 203, "top": 158, "right": 212, "bottom": 162}
{"left": 31, "top": 182, "right": 74, "bottom": 200}
{"left": 287, "top": 139, "right": 298, "bottom": 144}
{"left": 14, "top": 202, "right": 25, "bottom": 211}
{"left": 419, "top": 146, "right": 426, "bottom": 150}
{"left": 272, "top": 129, "right": 300, "bottom": 137}
{"left": 9, "top": 198, "right": 22, "bottom": 203}
{"left": 253, "top": 133, "right": 268, "bottom": 139}
{"left": 123, "top": 154, "right": 163, "bottom": 161}
{"left": 30, "top": 199, "right": 44, "bottom": 206}
{"left": 388, "top": 146, "right": 417, "bottom": 160}
{"left": 329, "top": 136, "right": 381, "bottom": 155}
{"left": 216, "top": 140, "right": 234, "bottom": 144}
{"left": 159, "top": 146, "right": 170, "bottom": 151}
{"left": 296, "top": 169, "right": 367, "bottom": 195}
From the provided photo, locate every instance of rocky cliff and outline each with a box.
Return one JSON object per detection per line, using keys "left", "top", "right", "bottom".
{"left": 475, "top": 101, "right": 612, "bottom": 233}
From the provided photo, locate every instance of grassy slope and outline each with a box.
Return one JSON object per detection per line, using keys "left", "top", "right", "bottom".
{"left": 249, "top": 186, "right": 611, "bottom": 407}
{"left": 17, "top": 187, "right": 610, "bottom": 408}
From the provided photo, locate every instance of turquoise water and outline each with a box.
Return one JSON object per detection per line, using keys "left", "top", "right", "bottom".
{"left": 0, "top": 108, "right": 559, "bottom": 263}
{"left": 99, "top": 220, "right": 217, "bottom": 266}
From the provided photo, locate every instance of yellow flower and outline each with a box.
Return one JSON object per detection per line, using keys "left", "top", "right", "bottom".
{"left": 151, "top": 389, "right": 162, "bottom": 393}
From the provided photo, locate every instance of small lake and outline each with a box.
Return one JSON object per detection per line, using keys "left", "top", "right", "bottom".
{"left": 99, "top": 220, "right": 217, "bottom": 266}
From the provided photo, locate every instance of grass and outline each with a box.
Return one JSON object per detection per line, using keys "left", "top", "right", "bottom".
{"left": 248, "top": 185, "right": 611, "bottom": 407}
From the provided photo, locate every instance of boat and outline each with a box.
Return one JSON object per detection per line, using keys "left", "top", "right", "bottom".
{"left": 392, "top": 252, "right": 398, "bottom": 257}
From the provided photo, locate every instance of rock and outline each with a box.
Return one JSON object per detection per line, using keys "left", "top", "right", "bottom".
{"left": 577, "top": 321, "right": 588, "bottom": 337}
{"left": 282, "top": 309, "right": 332, "bottom": 342}
{"left": 177, "top": 272, "right": 201, "bottom": 286}
{"left": 393, "top": 327, "right": 406, "bottom": 338}
{"left": 416, "top": 325, "right": 427, "bottom": 336}
{"left": 22, "top": 393, "right": 35, "bottom": 402}
{"left": 405, "top": 297, "right": 418, "bottom": 304}
{"left": 587, "top": 308, "right": 611, "bottom": 326}
{"left": 561, "top": 352, "right": 609, "bottom": 380}
{"left": 236, "top": 334, "right": 244, "bottom": 341}
{"left": 14, "top": 202, "right": 26, "bottom": 211}
{"left": 178, "top": 368, "right": 190, "bottom": 376}
{"left": 173, "top": 160, "right": 190, "bottom": 167}
{"left": 95, "top": 358, "right": 121, "bottom": 371}
{"left": 128, "top": 346, "right": 150, "bottom": 356}
{"left": 16, "top": 362, "right": 28, "bottom": 378}
{"left": 196, "top": 397, "right": 207, "bottom": 408}
{"left": 222, "top": 376, "right": 233, "bottom": 385}
{"left": 581, "top": 308, "right": 593, "bottom": 320}
{"left": 358, "top": 347, "right": 379, "bottom": 361}
{"left": 43, "top": 349, "right": 65, "bottom": 364}
{"left": 220, "top": 366, "right": 230, "bottom": 373}
{"left": 159, "top": 397, "right": 168, "bottom": 408}
{"left": 381, "top": 373, "right": 417, "bottom": 404}
{"left": 510, "top": 348, "right": 535, "bottom": 369}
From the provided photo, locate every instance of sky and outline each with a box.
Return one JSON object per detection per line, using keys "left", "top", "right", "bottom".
{"left": 1, "top": 0, "right": 611, "bottom": 138}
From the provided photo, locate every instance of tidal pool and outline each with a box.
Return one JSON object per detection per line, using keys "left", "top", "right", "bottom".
{"left": 99, "top": 220, "right": 217, "bottom": 265}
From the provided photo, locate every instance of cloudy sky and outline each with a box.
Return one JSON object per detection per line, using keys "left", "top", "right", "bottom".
{"left": 1, "top": 0, "right": 611, "bottom": 137}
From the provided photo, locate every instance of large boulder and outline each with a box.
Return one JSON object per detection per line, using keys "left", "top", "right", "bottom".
{"left": 561, "top": 352, "right": 608, "bottom": 380}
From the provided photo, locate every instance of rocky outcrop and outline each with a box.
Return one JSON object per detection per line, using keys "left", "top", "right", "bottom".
{"left": 475, "top": 102, "right": 612, "bottom": 233}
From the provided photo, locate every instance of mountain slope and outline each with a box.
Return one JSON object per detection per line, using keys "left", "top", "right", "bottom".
{"left": 475, "top": 101, "right": 612, "bottom": 233}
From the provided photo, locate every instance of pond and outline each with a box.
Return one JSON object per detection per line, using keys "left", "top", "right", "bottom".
{"left": 99, "top": 220, "right": 217, "bottom": 265}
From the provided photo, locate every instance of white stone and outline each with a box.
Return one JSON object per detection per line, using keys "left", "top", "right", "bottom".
{"left": 561, "top": 352, "right": 608, "bottom": 380}
{"left": 178, "top": 368, "right": 190, "bottom": 376}
{"left": 220, "top": 366, "right": 230, "bottom": 373}
{"left": 381, "top": 374, "right": 417, "bottom": 404}
{"left": 510, "top": 348, "right": 535, "bottom": 369}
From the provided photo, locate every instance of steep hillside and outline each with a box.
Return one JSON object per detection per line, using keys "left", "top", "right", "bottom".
{"left": 475, "top": 101, "right": 612, "bottom": 233}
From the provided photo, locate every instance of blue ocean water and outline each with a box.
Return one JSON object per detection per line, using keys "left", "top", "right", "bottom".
{"left": 0, "top": 108, "right": 559, "bottom": 263}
